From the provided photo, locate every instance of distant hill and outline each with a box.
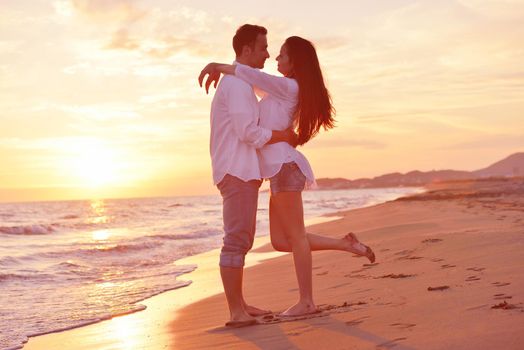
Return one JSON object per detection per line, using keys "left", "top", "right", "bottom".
{"left": 473, "top": 152, "right": 524, "bottom": 178}
{"left": 316, "top": 152, "right": 524, "bottom": 190}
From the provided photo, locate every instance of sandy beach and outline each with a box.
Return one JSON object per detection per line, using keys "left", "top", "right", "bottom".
{"left": 24, "top": 177, "right": 524, "bottom": 350}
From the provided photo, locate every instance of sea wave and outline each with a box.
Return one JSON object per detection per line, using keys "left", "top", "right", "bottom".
{"left": 0, "top": 273, "right": 29, "bottom": 282}
{"left": 0, "top": 224, "right": 56, "bottom": 235}
{"left": 148, "top": 229, "right": 219, "bottom": 241}
{"left": 60, "top": 214, "right": 79, "bottom": 219}
{"left": 51, "top": 261, "right": 94, "bottom": 277}
{"left": 0, "top": 272, "right": 54, "bottom": 283}
{"left": 0, "top": 256, "right": 21, "bottom": 266}
{"left": 82, "top": 241, "right": 164, "bottom": 255}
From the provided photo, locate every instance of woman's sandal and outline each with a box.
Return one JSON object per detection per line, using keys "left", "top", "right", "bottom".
{"left": 345, "top": 232, "right": 376, "bottom": 263}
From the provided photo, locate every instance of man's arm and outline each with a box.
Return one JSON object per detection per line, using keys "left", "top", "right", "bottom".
{"left": 227, "top": 82, "right": 297, "bottom": 149}
{"left": 199, "top": 65, "right": 297, "bottom": 148}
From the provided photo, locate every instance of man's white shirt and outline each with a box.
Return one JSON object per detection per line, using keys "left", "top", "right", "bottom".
{"left": 209, "top": 67, "right": 272, "bottom": 185}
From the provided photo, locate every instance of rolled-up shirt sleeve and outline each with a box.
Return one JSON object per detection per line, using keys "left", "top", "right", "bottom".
{"left": 227, "top": 81, "right": 272, "bottom": 149}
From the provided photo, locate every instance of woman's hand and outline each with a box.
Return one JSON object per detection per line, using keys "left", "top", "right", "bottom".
{"left": 198, "top": 63, "right": 221, "bottom": 94}
{"left": 267, "top": 127, "right": 299, "bottom": 147}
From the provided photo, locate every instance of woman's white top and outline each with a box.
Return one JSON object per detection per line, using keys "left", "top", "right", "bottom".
{"left": 235, "top": 64, "right": 316, "bottom": 188}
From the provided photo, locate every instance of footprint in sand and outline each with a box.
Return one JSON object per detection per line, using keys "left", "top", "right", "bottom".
{"left": 390, "top": 323, "right": 416, "bottom": 330}
{"left": 491, "top": 301, "right": 520, "bottom": 310}
{"left": 422, "top": 238, "right": 443, "bottom": 243}
{"left": 260, "top": 312, "right": 328, "bottom": 325}
{"left": 492, "top": 282, "right": 511, "bottom": 287}
{"left": 376, "top": 273, "right": 416, "bottom": 279}
{"left": 441, "top": 264, "right": 456, "bottom": 269}
{"left": 260, "top": 301, "right": 368, "bottom": 325}
{"left": 466, "top": 267, "right": 485, "bottom": 272}
{"left": 399, "top": 256, "right": 424, "bottom": 260}
{"left": 320, "top": 301, "right": 367, "bottom": 312}
{"left": 428, "top": 285, "right": 450, "bottom": 291}
{"left": 316, "top": 271, "right": 329, "bottom": 276}
{"left": 394, "top": 249, "right": 415, "bottom": 256}
{"left": 345, "top": 273, "right": 370, "bottom": 279}
{"left": 466, "top": 275, "right": 481, "bottom": 282}
{"left": 363, "top": 263, "right": 379, "bottom": 267}
{"left": 493, "top": 293, "right": 513, "bottom": 300}
{"left": 346, "top": 316, "right": 370, "bottom": 327}
{"left": 431, "top": 258, "right": 445, "bottom": 262}
{"left": 376, "top": 337, "right": 408, "bottom": 349}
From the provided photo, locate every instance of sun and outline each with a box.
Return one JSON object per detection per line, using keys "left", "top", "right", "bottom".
{"left": 69, "top": 139, "right": 122, "bottom": 188}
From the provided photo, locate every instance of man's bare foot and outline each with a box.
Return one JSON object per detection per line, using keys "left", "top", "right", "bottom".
{"left": 279, "top": 301, "right": 318, "bottom": 317}
{"left": 226, "top": 310, "right": 257, "bottom": 327}
{"left": 244, "top": 304, "right": 272, "bottom": 316}
{"left": 344, "top": 232, "right": 376, "bottom": 263}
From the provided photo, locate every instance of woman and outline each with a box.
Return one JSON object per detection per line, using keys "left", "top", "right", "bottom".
{"left": 203, "top": 36, "right": 375, "bottom": 317}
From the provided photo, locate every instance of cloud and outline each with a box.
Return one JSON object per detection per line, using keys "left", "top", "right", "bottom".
{"left": 105, "top": 29, "right": 140, "bottom": 50}
{"left": 70, "top": 0, "right": 147, "bottom": 23}
{"left": 111, "top": 35, "right": 215, "bottom": 59}
{"left": 70, "top": 3, "right": 228, "bottom": 58}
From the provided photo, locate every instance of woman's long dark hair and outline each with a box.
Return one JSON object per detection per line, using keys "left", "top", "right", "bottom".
{"left": 285, "top": 36, "right": 335, "bottom": 146}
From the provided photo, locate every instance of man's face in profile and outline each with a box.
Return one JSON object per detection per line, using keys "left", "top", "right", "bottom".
{"left": 248, "top": 34, "right": 270, "bottom": 69}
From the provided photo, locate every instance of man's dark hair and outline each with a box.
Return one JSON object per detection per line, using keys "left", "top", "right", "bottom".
{"left": 232, "top": 24, "right": 267, "bottom": 56}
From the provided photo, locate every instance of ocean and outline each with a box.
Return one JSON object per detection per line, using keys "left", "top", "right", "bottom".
{"left": 0, "top": 187, "right": 422, "bottom": 350}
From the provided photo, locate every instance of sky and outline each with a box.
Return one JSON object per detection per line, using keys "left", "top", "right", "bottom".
{"left": 1, "top": 0, "right": 523, "bottom": 202}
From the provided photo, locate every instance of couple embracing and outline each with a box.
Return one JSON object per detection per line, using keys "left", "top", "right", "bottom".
{"left": 198, "top": 24, "right": 375, "bottom": 328}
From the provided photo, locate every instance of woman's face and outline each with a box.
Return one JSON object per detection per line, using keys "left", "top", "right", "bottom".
{"left": 276, "top": 44, "right": 293, "bottom": 77}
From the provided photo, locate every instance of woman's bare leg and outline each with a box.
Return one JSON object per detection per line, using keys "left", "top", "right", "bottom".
{"left": 270, "top": 197, "right": 375, "bottom": 262}
{"left": 270, "top": 191, "right": 317, "bottom": 316}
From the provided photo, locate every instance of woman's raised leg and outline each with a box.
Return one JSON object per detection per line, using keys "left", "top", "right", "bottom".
{"left": 269, "top": 197, "right": 375, "bottom": 262}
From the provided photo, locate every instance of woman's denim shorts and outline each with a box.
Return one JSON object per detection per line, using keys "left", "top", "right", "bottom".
{"left": 269, "top": 162, "right": 306, "bottom": 194}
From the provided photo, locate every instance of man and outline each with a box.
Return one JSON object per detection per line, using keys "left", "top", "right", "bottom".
{"left": 199, "top": 24, "right": 294, "bottom": 327}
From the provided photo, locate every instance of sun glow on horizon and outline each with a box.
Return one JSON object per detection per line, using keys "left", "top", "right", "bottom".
{"left": 64, "top": 139, "right": 128, "bottom": 189}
